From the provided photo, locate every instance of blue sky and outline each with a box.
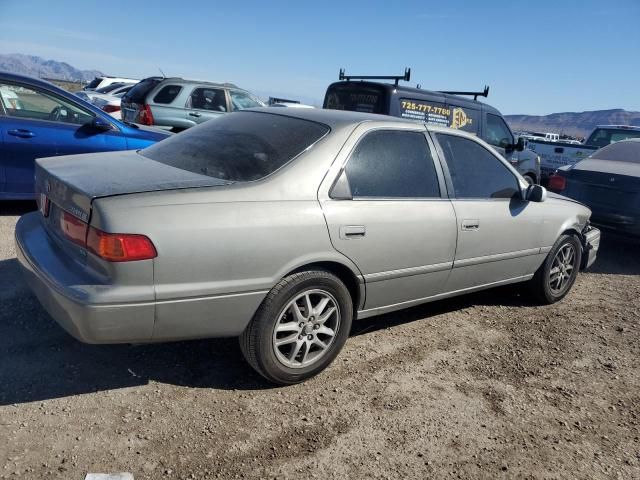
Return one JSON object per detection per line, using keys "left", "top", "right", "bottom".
{"left": 1, "top": 0, "right": 639, "bottom": 115}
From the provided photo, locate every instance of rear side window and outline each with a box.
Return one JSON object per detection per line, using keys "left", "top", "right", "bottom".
{"left": 140, "top": 112, "right": 329, "bottom": 182}
{"left": 344, "top": 130, "right": 440, "bottom": 198}
{"left": 436, "top": 133, "right": 519, "bottom": 199}
{"left": 324, "top": 83, "right": 387, "bottom": 114}
{"left": 153, "top": 85, "right": 182, "bottom": 104}
{"left": 122, "top": 77, "right": 162, "bottom": 103}
{"left": 189, "top": 87, "right": 227, "bottom": 111}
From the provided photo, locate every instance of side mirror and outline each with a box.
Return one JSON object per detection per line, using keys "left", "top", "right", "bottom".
{"left": 90, "top": 116, "right": 113, "bottom": 131}
{"left": 524, "top": 184, "right": 547, "bottom": 202}
{"left": 515, "top": 136, "right": 526, "bottom": 152}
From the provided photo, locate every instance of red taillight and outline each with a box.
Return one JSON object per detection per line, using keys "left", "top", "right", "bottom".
{"left": 548, "top": 174, "right": 567, "bottom": 192}
{"left": 102, "top": 104, "right": 121, "bottom": 113}
{"left": 138, "top": 104, "right": 154, "bottom": 125}
{"left": 60, "top": 209, "right": 156, "bottom": 262}
{"left": 86, "top": 227, "right": 157, "bottom": 262}
{"left": 61, "top": 212, "right": 88, "bottom": 247}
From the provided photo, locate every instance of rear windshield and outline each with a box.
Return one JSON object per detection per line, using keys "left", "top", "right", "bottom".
{"left": 96, "top": 83, "right": 124, "bottom": 94}
{"left": 140, "top": 111, "right": 329, "bottom": 182}
{"left": 85, "top": 77, "right": 103, "bottom": 89}
{"left": 123, "top": 77, "right": 162, "bottom": 104}
{"left": 591, "top": 141, "right": 640, "bottom": 163}
{"left": 323, "top": 83, "right": 387, "bottom": 114}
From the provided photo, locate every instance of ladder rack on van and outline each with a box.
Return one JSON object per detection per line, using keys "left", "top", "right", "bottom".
{"left": 440, "top": 86, "right": 490, "bottom": 100}
{"left": 338, "top": 68, "right": 411, "bottom": 86}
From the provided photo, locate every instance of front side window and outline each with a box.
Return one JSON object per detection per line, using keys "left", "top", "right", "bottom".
{"left": 153, "top": 85, "right": 182, "bottom": 104}
{"left": 0, "top": 83, "right": 93, "bottom": 124}
{"left": 141, "top": 111, "right": 329, "bottom": 182}
{"left": 485, "top": 113, "right": 514, "bottom": 148}
{"left": 436, "top": 133, "right": 519, "bottom": 199}
{"left": 189, "top": 87, "right": 227, "bottom": 112}
{"left": 230, "top": 90, "right": 263, "bottom": 111}
{"left": 343, "top": 130, "right": 440, "bottom": 198}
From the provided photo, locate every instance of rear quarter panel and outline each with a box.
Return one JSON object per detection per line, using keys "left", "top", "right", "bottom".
{"left": 91, "top": 193, "right": 358, "bottom": 340}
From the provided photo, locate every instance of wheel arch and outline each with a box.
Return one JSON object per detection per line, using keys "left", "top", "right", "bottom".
{"left": 284, "top": 260, "right": 364, "bottom": 313}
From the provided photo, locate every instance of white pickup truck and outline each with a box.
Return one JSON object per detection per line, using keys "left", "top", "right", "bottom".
{"left": 526, "top": 125, "right": 640, "bottom": 177}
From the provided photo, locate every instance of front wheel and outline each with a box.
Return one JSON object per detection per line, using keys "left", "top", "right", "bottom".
{"left": 239, "top": 270, "right": 353, "bottom": 385}
{"left": 528, "top": 234, "right": 582, "bottom": 304}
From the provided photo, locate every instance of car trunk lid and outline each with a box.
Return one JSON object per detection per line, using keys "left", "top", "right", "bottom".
{"left": 566, "top": 159, "right": 640, "bottom": 209}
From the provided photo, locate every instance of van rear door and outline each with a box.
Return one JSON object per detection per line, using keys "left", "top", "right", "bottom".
{"left": 323, "top": 82, "right": 388, "bottom": 114}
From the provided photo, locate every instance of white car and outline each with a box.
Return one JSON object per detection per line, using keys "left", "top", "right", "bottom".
{"left": 92, "top": 90, "right": 130, "bottom": 120}
{"left": 83, "top": 76, "right": 138, "bottom": 91}
{"left": 76, "top": 83, "right": 135, "bottom": 103}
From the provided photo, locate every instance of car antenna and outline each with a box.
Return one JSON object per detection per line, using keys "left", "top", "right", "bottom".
{"left": 158, "top": 67, "right": 166, "bottom": 78}
{"left": 339, "top": 67, "right": 411, "bottom": 86}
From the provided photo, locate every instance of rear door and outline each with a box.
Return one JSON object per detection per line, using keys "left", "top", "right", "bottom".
{"left": 320, "top": 125, "right": 457, "bottom": 313}
{"left": 433, "top": 131, "right": 544, "bottom": 291}
{"left": 185, "top": 86, "right": 228, "bottom": 124}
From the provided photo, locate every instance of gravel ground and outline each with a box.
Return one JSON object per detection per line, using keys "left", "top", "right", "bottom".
{"left": 1, "top": 201, "right": 639, "bottom": 480}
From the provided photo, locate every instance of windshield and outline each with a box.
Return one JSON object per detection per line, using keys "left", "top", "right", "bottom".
{"left": 591, "top": 141, "right": 640, "bottom": 164}
{"left": 140, "top": 111, "right": 329, "bottom": 182}
{"left": 586, "top": 128, "right": 640, "bottom": 148}
{"left": 323, "top": 83, "right": 387, "bottom": 114}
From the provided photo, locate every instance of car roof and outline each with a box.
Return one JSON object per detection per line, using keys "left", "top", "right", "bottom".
{"left": 242, "top": 107, "right": 481, "bottom": 143}
{"left": 0, "top": 71, "right": 64, "bottom": 90}
{"left": 154, "top": 76, "right": 239, "bottom": 89}
{"left": 326, "top": 80, "right": 502, "bottom": 115}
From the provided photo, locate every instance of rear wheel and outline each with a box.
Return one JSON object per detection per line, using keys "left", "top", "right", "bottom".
{"left": 528, "top": 234, "right": 582, "bottom": 304}
{"left": 239, "top": 270, "right": 353, "bottom": 385}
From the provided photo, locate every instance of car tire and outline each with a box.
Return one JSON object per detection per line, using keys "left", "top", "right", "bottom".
{"left": 528, "top": 234, "right": 582, "bottom": 304}
{"left": 239, "top": 270, "right": 353, "bottom": 385}
{"left": 523, "top": 174, "right": 536, "bottom": 185}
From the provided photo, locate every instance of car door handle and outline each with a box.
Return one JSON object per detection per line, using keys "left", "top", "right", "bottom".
{"left": 461, "top": 219, "right": 480, "bottom": 231}
{"left": 339, "top": 225, "right": 366, "bottom": 239}
{"left": 7, "top": 129, "right": 35, "bottom": 138}
{"left": 188, "top": 112, "right": 202, "bottom": 117}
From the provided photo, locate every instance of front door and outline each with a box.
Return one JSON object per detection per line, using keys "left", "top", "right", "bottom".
{"left": 320, "top": 127, "right": 457, "bottom": 314}
{"left": 0, "top": 81, "right": 125, "bottom": 196}
{"left": 433, "top": 131, "right": 544, "bottom": 292}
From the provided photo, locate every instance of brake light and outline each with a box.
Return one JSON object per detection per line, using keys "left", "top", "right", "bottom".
{"left": 138, "top": 104, "right": 154, "bottom": 125}
{"left": 86, "top": 227, "right": 157, "bottom": 262}
{"left": 548, "top": 174, "right": 566, "bottom": 192}
{"left": 102, "top": 104, "right": 121, "bottom": 113}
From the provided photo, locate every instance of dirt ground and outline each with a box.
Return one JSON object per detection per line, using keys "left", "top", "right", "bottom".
{"left": 1, "top": 201, "right": 639, "bottom": 480}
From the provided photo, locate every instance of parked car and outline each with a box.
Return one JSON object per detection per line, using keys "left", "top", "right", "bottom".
{"left": 93, "top": 93, "right": 126, "bottom": 120}
{"left": 16, "top": 109, "right": 600, "bottom": 385}
{"left": 83, "top": 76, "right": 138, "bottom": 91}
{"left": 0, "top": 72, "right": 171, "bottom": 200}
{"left": 324, "top": 68, "right": 541, "bottom": 184}
{"left": 548, "top": 139, "right": 640, "bottom": 236}
{"left": 527, "top": 125, "right": 640, "bottom": 176}
{"left": 75, "top": 83, "right": 135, "bottom": 103}
{"left": 120, "top": 77, "right": 264, "bottom": 131}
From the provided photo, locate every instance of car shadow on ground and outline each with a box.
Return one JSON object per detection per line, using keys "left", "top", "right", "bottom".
{"left": 587, "top": 231, "right": 640, "bottom": 275}
{"left": 0, "top": 226, "right": 636, "bottom": 405}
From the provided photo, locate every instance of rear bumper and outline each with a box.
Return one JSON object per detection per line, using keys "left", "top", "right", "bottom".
{"left": 15, "top": 213, "right": 155, "bottom": 344}
{"left": 581, "top": 226, "right": 601, "bottom": 270}
{"left": 590, "top": 210, "right": 640, "bottom": 237}
{"left": 15, "top": 212, "right": 266, "bottom": 344}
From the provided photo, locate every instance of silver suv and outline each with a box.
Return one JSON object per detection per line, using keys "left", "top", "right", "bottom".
{"left": 120, "top": 77, "right": 264, "bottom": 131}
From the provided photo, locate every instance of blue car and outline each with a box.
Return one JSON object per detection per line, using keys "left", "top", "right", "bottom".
{"left": 0, "top": 72, "right": 171, "bottom": 200}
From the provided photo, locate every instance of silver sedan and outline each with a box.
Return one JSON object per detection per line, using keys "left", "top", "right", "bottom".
{"left": 15, "top": 108, "right": 600, "bottom": 384}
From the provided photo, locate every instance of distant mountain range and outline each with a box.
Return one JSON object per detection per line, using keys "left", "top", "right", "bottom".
{"left": 505, "top": 109, "right": 640, "bottom": 138}
{"left": 0, "top": 53, "right": 103, "bottom": 82}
